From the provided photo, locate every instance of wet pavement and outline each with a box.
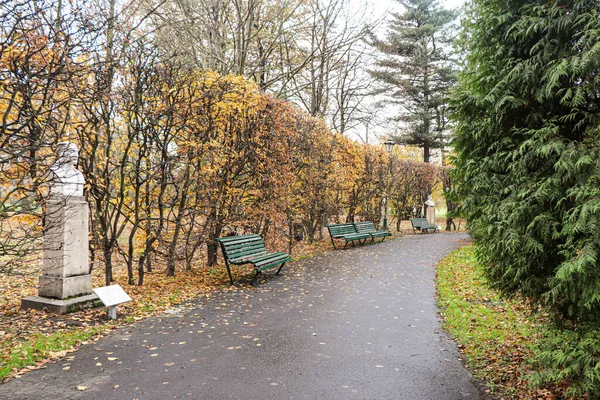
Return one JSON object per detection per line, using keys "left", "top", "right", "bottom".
{"left": 0, "top": 232, "right": 489, "bottom": 400}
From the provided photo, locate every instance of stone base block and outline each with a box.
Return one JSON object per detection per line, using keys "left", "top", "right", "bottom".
{"left": 38, "top": 274, "right": 92, "bottom": 299}
{"left": 21, "top": 294, "right": 101, "bottom": 314}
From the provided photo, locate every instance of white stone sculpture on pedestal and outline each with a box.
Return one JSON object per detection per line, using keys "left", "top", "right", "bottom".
{"left": 22, "top": 142, "right": 100, "bottom": 314}
{"left": 48, "top": 142, "right": 85, "bottom": 197}
{"left": 425, "top": 196, "right": 436, "bottom": 226}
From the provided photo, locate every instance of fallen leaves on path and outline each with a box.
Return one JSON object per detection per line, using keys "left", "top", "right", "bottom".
{"left": 0, "top": 235, "right": 383, "bottom": 384}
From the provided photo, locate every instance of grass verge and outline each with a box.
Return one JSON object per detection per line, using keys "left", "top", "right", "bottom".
{"left": 0, "top": 326, "right": 106, "bottom": 380}
{"left": 436, "top": 245, "right": 554, "bottom": 399}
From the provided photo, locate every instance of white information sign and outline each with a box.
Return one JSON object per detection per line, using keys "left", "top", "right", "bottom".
{"left": 93, "top": 285, "right": 131, "bottom": 307}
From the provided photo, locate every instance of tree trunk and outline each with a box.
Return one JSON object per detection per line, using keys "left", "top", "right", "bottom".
{"left": 207, "top": 224, "right": 223, "bottom": 266}
{"left": 166, "top": 221, "right": 182, "bottom": 276}
{"left": 126, "top": 237, "right": 134, "bottom": 285}
{"left": 137, "top": 253, "right": 145, "bottom": 286}
{"left": 346, "top": 207, "right": 356, "bottom": 223}
{"left": 288, "top": 218, "right": 293, "bottom": 255}
{"left": 261, "top": 218, "right": 271, "bottom": 238}
{"left": 305, "top": 220, "right": 317, "bottom": 244}
{"left": 103, "top": 245, "right": 113, "bottom": 285}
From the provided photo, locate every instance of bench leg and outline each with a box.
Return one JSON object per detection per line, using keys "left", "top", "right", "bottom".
{"left": 251, "top": 270, "right": 261, "bottom": 285}
{"left": 225, "top": 261, "right": 235, "bottom": 285}
{"left": 330, "top": 237, "right": 338, "bottom": 250}
{"left": 276, "top": 262, "right": 286, "bottom": 275}
{"left": 343, "top": 240, "right": 349, "bottom": 249}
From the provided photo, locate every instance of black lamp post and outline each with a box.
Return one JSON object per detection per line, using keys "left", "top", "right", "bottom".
{"left": 383, "top": 139, "right": 395, "bottom": 230}
{"left": 384, "top": 139, "right": 395, "bottom": 154}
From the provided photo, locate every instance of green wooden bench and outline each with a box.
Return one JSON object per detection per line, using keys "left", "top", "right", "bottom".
{"left": 326, "top": 223, "right": 371, "bottom": 249}
{"left": 215, "top": 234, "right": 290, "bottom": 285}
{"left": 409, "top": 218, "right": 439, "bottom": 234}
{"left": 354, "top": 221, "right": 392, "bottom": 243}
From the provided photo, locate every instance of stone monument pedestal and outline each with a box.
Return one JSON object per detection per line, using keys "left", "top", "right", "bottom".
{"left": 425, "top": 197, "right": 437, "bottom": 226}
{"left": 21, "top": 195, "right": 100, "bottom": 314}
{"left": 22, "top": 142, "right": 100, "bottom": 314}
{"left": 21, "top": 294, "right": 100, "bottom": 314}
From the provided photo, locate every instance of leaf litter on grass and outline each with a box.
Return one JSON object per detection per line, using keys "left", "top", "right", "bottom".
{"left": 437, "top": 245, "right": 555, "bottom": 399}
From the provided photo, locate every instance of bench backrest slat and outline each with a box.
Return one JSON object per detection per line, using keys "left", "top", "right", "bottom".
{"left": 354, "top": 221, "right": 377, "bottom": 233}
{"left": 216, "top": 234, "right": 267, "bottom": 260}
{"left": 226, "top": 244, "right": 267, "bottom": 259}
{"left": 410, "top": 218, "right": 431, "bottom": 228}
{"left": 216, "top": 234, "right": 261, "bottom": 245}
{"left": 327, "top": 223, "right": 357, "bottom": 236}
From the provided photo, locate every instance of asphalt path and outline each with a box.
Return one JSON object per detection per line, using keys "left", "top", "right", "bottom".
{"left": 0, "top": 232, "right": 489, "bottom": 400}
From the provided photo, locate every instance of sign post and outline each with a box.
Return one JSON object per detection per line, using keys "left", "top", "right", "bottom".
{"left": 92, "top": 285, "right": 132, "bottom": 319}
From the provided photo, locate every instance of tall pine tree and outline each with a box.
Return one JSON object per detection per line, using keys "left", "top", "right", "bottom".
{"left": 453, "top": 0, "right": 600, "bottom": 320}
{"left": 369, "top": 0, "right": 457, "bottom": 163}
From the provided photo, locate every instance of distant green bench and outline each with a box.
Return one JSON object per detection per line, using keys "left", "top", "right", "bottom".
{"left": 326, "top": 223, "right": 371, "bottom": 249}
{"left": 215, "top": 234, "right": 290, "bottom": 285}
{"left": 409, "top": 218, "right": 438, "bottom": 234}
{"left": 354, "top": 221, "right": 391, "bottom": 243}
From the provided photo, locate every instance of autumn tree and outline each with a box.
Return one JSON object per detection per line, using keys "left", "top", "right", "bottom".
{"left": 288, "top": 0, "right": 374, "bottom": 122}
{"left": 143, "top": 0, "right": 306, "bottom": 89}
{"left": 344, "top": 142, "right": 387, "bottom": 223}
{"left": 389, "top": 160, "right": 438, "bottom": 229}
{"left": 331, "top": 43, "right": 376, "bottom": 136}
{"left": 0, "top": 0, "right": 91, "bottom": 274}
{"left": 369, "top": 0, "right": 457, "bottom": 162}
{"left": 71, "top": 0, "right": 138, "bottom": 285}
{"left": 1, "top": 0, "right": 436, "bottom": 287}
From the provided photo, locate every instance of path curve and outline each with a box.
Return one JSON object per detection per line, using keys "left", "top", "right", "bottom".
{"left": 0, "top": 232, "right": 489, "bottom": 400}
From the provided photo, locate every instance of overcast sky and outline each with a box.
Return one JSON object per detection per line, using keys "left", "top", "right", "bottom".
{"left": 380, "top": 0, "right": 466, "bottom": 10}
{"left": 372, "top": 0, "right": 466, "bottom": 22}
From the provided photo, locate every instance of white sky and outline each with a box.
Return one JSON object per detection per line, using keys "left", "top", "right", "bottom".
{"left": 375, "top": 0, "right": 466, "bottom": 11}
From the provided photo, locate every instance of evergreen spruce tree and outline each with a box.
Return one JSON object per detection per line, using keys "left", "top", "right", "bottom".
{"left": 369, "top": 0, "right": 457, "bottom": 163}
{"left": 453, "top": 0, "right": 600, "bottom": 320}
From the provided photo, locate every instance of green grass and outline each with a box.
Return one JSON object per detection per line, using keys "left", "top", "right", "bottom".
{"left": 1, "top": 326, "right": 104, "bottom": 380}
{"left": 436, "top": 246, "right": 550, "bottom": 398}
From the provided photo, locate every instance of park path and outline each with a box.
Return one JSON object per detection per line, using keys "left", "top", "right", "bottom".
{"left": 0, "top": 232, "right": 489, "bottom": 400}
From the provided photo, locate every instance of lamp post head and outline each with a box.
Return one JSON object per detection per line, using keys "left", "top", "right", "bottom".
{"left": 384, "top": 139, "right": 395, "bottom": 154}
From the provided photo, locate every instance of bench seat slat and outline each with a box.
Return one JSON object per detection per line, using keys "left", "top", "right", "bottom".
{"left": 409, "top": 218, "right": 438, "bottom": 233}
{"left": 253, "top": 252, "right": 290, "bottom": 267}
{"left": 370, "top": 231, "right": 391, "bottom": 237}
{"left": 257, "top": 256, "right": 292, "bottom": 272}
{"left": 327, "top": 223, "right": 373, "bottom": 249}
{"left": 341, "top": 233, "right": 370, "bottom": 240}
{"left": 247, "top": 251, "right": 288, "bottom": 264}
{"left": 216, "top": 234, "right": 289, "bottom": 284}
{"left": 354, "top": 222, "right": 391, "bottom": 238}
